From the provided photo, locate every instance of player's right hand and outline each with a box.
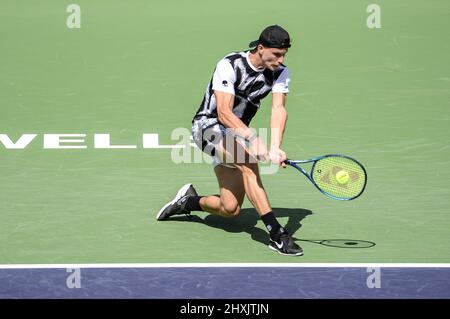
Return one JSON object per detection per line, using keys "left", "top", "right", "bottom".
{"left": 269, "top": 147, "right": 287, "bottom": 168}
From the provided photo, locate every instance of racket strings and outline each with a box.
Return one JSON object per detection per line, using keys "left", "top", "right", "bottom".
{"left": 312, "top": 156, "right": 366, "bottom": 199}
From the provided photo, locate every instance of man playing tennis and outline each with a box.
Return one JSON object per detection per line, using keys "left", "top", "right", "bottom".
{"left": 156, "top": 25, "right": 303, "bottom": 256}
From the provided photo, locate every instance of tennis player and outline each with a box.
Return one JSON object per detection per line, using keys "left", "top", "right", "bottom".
{"left": 157, "top": 25, "right": 303, "bottom": 256}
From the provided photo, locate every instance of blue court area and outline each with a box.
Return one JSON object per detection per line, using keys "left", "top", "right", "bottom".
{"left": 1, "top": 266, "right": 449, "bottom": 299}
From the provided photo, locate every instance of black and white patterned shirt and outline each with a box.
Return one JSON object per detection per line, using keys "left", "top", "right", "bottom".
{"left": 194, "top": 51, "right": 290, "bottom": 126}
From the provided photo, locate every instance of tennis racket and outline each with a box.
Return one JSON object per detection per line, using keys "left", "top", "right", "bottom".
{"left": 284, "top": 154, "right": 367, "bottom": 200}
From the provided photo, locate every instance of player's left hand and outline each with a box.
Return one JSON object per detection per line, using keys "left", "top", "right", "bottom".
{"left": 269, "top": 147, "right": 287, "bottom": 168}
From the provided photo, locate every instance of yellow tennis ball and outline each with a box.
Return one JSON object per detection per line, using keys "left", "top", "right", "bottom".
{"left": 336, "top": 170, "right": 350, "bottom": 184}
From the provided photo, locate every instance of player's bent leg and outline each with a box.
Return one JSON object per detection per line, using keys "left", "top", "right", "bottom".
{"left": 215, "top": 134, "right": 271, "bottom": 215}
{"left": 233, "top": 162, "right": 272, "bottom": 216}
{"left": 198, "top": 164, "right": 245, "bottom": 218}
{"left": 230, "top": 142, "right": 303, "bottom": 256}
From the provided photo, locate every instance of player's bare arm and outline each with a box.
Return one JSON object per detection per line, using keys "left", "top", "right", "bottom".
{"left": 214, "top": 90, "right": 252, "bottom": 139}
{"left": 270, "top": 92, "right": 288, "bottom": 167}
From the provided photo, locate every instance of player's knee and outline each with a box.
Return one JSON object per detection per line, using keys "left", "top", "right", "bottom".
{"left": 222, "top": 202, "right": 241, "bottom": 217}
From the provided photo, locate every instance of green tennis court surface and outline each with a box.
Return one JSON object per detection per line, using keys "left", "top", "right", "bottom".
{"left": 1, "top": 0, "right": 449, "bottom": 264}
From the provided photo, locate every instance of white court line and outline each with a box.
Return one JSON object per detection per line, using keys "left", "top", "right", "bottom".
{"left": 0, "top": 263, "right": 450, "bottom": 269}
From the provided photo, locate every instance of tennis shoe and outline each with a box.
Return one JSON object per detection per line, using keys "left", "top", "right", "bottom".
{"left": 269, "top": 227, "right": 303, "bottom": 256}
{"left": 156, "top": 184, "right": 198, "bottom": 221}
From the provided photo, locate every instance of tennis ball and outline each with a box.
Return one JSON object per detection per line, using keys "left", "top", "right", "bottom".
{"left": 336, "top": 170, "right": 350, "bottom": 184}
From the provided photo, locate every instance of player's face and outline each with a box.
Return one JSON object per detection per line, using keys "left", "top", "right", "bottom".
{"left": 259, "top": 46, "right": 288, "bottom": 70}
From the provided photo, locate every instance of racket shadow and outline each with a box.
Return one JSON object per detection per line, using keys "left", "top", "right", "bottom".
{"left": 168, "top": 207, "right": 313, "bottom": 246}
{"left": 293, "top": 238, "right": 376, "bottom": 249}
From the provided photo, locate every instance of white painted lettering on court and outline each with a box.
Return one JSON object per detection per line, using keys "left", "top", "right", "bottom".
{"left": 144, "top": 133, "right": 185, "bottom": 149}
{"left": 0, "top": 134, "right": 37, "bottom": 149}
{"left": 366, "top": 267, "right": 381, "bottom": 288}
{"left": 66, "top": 268, "right": 81, "bottom": 288}
{"left": 66, "top": 4, "right": 81, "bottom": 29}
{"left": 0, "top": 133, "right": 189, "bottom": 150}
{"left": 44, "top": 134, "right": 87, "bottom": 149}
{"left": 367, "top": 4, "right": 381, "bottom": 29}
{"left": 94, "top": 134, "right": 137, "bottom": 149}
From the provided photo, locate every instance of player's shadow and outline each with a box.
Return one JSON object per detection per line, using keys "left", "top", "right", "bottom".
{"left": 169, "top": 207, "right": 312, "bottom": 246}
